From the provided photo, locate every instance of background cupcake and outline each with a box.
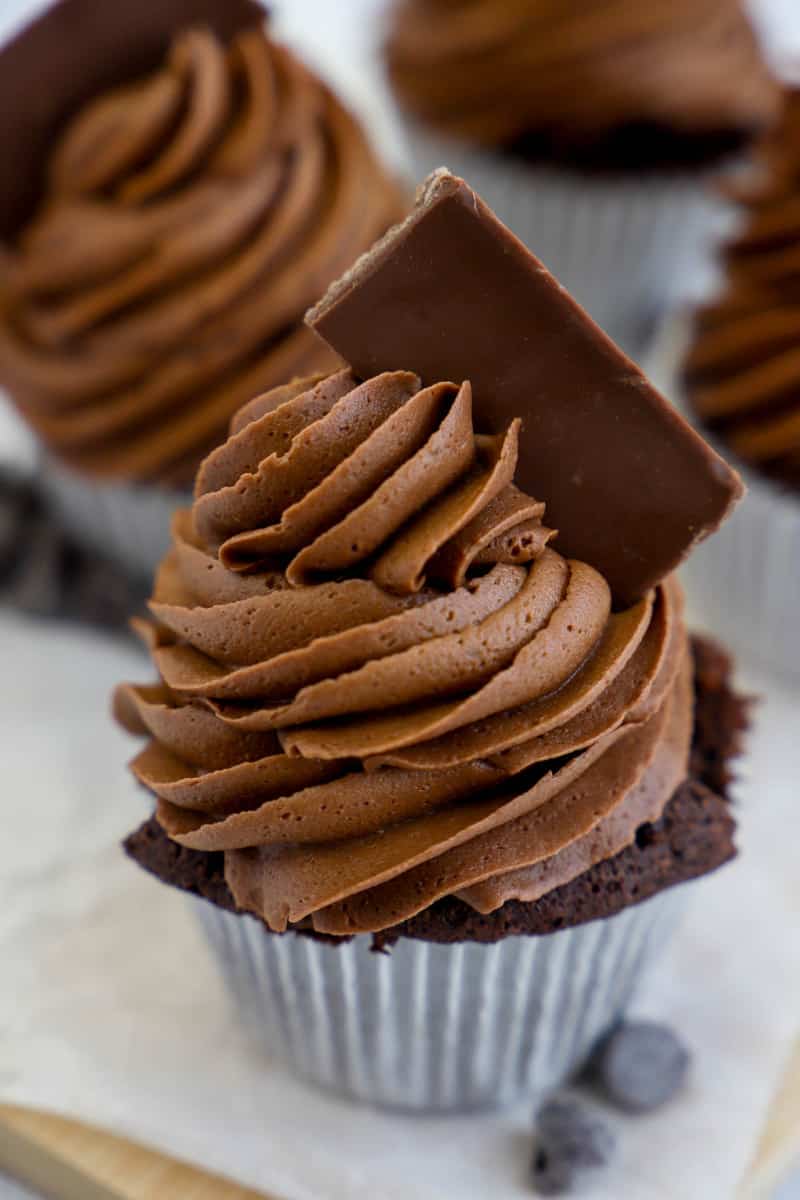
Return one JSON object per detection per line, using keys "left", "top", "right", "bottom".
{"left": 385, "top": 0, "right": 779, "bottom": 355}
{"left": 0, "top": 0, "right": 406, "bottom": 580}
{"left": 681, "top": 84, "right": 800, "bottom": 681}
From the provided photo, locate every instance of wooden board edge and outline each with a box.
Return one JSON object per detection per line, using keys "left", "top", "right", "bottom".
{"left": 0, "top": 1108, "right": 121, "bottom": 1200}
{"left": 0, "top": 1106, "right": 271, "bottom": 1200}
{"left": 738, "top": 1036, "right": 800, "bottom": 1199}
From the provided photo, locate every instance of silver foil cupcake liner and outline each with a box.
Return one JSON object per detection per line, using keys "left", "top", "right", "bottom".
{"left": 192, "top": 887, "right": 687, "bottom": 1112}
{"left": 400, "top": 124, "right": 734, "bottom": 358}
{"left": 679, "top": 444, "right": 800, "bottom": 683}
{"left": 39, "top": 455, "right": 190, "bottom": 582}
{"left": 650, "top": 323, "right": 800, "bottom": 684}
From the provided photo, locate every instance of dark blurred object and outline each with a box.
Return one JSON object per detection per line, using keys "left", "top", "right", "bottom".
{"left": 531, "top": 1096, "right": 616, "bottom": 1194}
{"left": 586, "top": 1020, "right": 691, "bottom": 1113}
{"left": 0, "top": 467, "right": 148, "bottom": 632}
{"left": 0, "top": 0, "right": 261, "bottom": 241}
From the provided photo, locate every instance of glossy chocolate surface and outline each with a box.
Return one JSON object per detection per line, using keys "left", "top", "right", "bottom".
{"left": 309, "top": 171, "right": 742, "bottom": 605}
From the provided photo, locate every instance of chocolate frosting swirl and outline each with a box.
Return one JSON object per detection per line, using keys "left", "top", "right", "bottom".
{"left": 0, "top": 26, "right": 405, "bottom": 484}
{"left": 685, "top": 87, "right": 800, "bottom": 487}
{"left": 116, "top": 369, "right": 691, "bottom": 935}
{"left": 386, "top": 0, "right": 778, "bottom": 161}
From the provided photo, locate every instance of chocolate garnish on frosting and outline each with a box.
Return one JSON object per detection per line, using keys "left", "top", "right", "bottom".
{"left": 0, "top": 8, "right": 406, "bottom": 485}
{"left": 685, "top": 86, "right": 800, "bottom": 488}
{"left": 308, "top": 170, "right": 743, "bottom": 607}
{"left": 116, "top": 364, "right": 692, "bottom": 936}
{"left": 386, "top": 0, "right": 779, "bottom": 164}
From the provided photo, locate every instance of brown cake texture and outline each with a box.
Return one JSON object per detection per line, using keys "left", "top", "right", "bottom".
{"left": 124, "top": 636, "right": 744, "bottom": 950}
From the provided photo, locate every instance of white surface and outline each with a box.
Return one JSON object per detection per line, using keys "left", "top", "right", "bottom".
{"left": 0, "top": 399, "right": 35, "bottom": 473}
{"left": 747, "top": 0, "right": 800, "bottom": 72}
{"left": 0, "top": 609, "right": 798, "bottom": 1200}
{"left": 779, "top": 1173, "right": 800, "bottom": 1200}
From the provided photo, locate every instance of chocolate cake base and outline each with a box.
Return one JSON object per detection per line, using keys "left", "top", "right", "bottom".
{"left": 124, "top": 637, "right": 746, "bottom": 948}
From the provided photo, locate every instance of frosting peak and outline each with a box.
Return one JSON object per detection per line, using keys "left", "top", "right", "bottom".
{"left": 192, "top": 368, "right": 547, "bottom": 588}
{"left": 117, "top": 369, "right": 690, "bottom": 935}
{"left": 0, "top": 25, "right": 405, "bottom": 483}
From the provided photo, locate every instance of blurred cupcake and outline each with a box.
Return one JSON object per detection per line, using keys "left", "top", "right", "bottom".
{"left": 116, "top": 172, "right": 745, "bottom": 1113}
{"left": 385, "top": 0, "right": 779, "bottom": 354}
{"left": 683, "top": 85, "right": 800, "bottom": 680}
{"left": 0, "top": 4, "right": 406, "bottom": 580}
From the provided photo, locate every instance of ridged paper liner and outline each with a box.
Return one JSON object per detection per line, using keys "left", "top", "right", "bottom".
{"left": 668, "top": 382, "right": 800, "bottom": 684}
{"left": 193, "top": 888, "right": 687, "bottom": 1112}
{"left": 681, "top": 466, "right": 800, "bottom": 684}
{"left": 400, "top": 123, "right": 734, "bottom": 357}
{"left": 39, "top": 455, "right": 189, "bottom": 582}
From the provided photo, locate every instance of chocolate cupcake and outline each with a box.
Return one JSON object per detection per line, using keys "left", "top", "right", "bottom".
{"left": 385, "top": 0, "right": 779, "bottom": 354}
{"left": 681, "top": 84, "right": 800, "bottom": 680}
{"left": 0, "top": 1, "right": 405, "bottom": 580}
{"left": 117, "top": 174, "right": 745, "bottom": 1110}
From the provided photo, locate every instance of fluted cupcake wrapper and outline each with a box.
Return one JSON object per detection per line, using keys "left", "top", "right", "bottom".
{"left": 646, "top": 312, "right": 800, "bottom": 684}
{"left": 400, "top": 123, "right": 734, "bottom": 358}
{"left": 39, "top": 456, "right": 190, "bottom": 582}
{"left": 682, "top": 469, "right": 800, "bottom": 684}
{"left": 191, "top": 887, "right": 687, "bottom": 1112}
{"left": 670, "top": 400, "right": 800, "bottom": 685}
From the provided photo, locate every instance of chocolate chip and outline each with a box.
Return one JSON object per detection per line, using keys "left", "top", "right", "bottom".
{"left": 531, "top": 1096, "right": 615, "bottom": 1194}
{"left": 590, "top": 1020, "right": 690, "bottom": 1112}
{"left": 537, "top": 1096, "right": 616, "bottom": 1166}
{"left": 531, "top": 1145, "right": 573, "bottom": 1196}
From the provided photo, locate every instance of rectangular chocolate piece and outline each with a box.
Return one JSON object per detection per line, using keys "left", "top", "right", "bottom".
{"left": 0, "top": 0, "right": 264, "bottom": 240}
{"left": 308, "top": 171, "right": 742, "bottom": 606}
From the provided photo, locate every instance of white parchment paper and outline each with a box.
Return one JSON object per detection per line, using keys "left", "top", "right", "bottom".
{"left": 0, "top": 605, "right": 798, "bottom": 1200}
